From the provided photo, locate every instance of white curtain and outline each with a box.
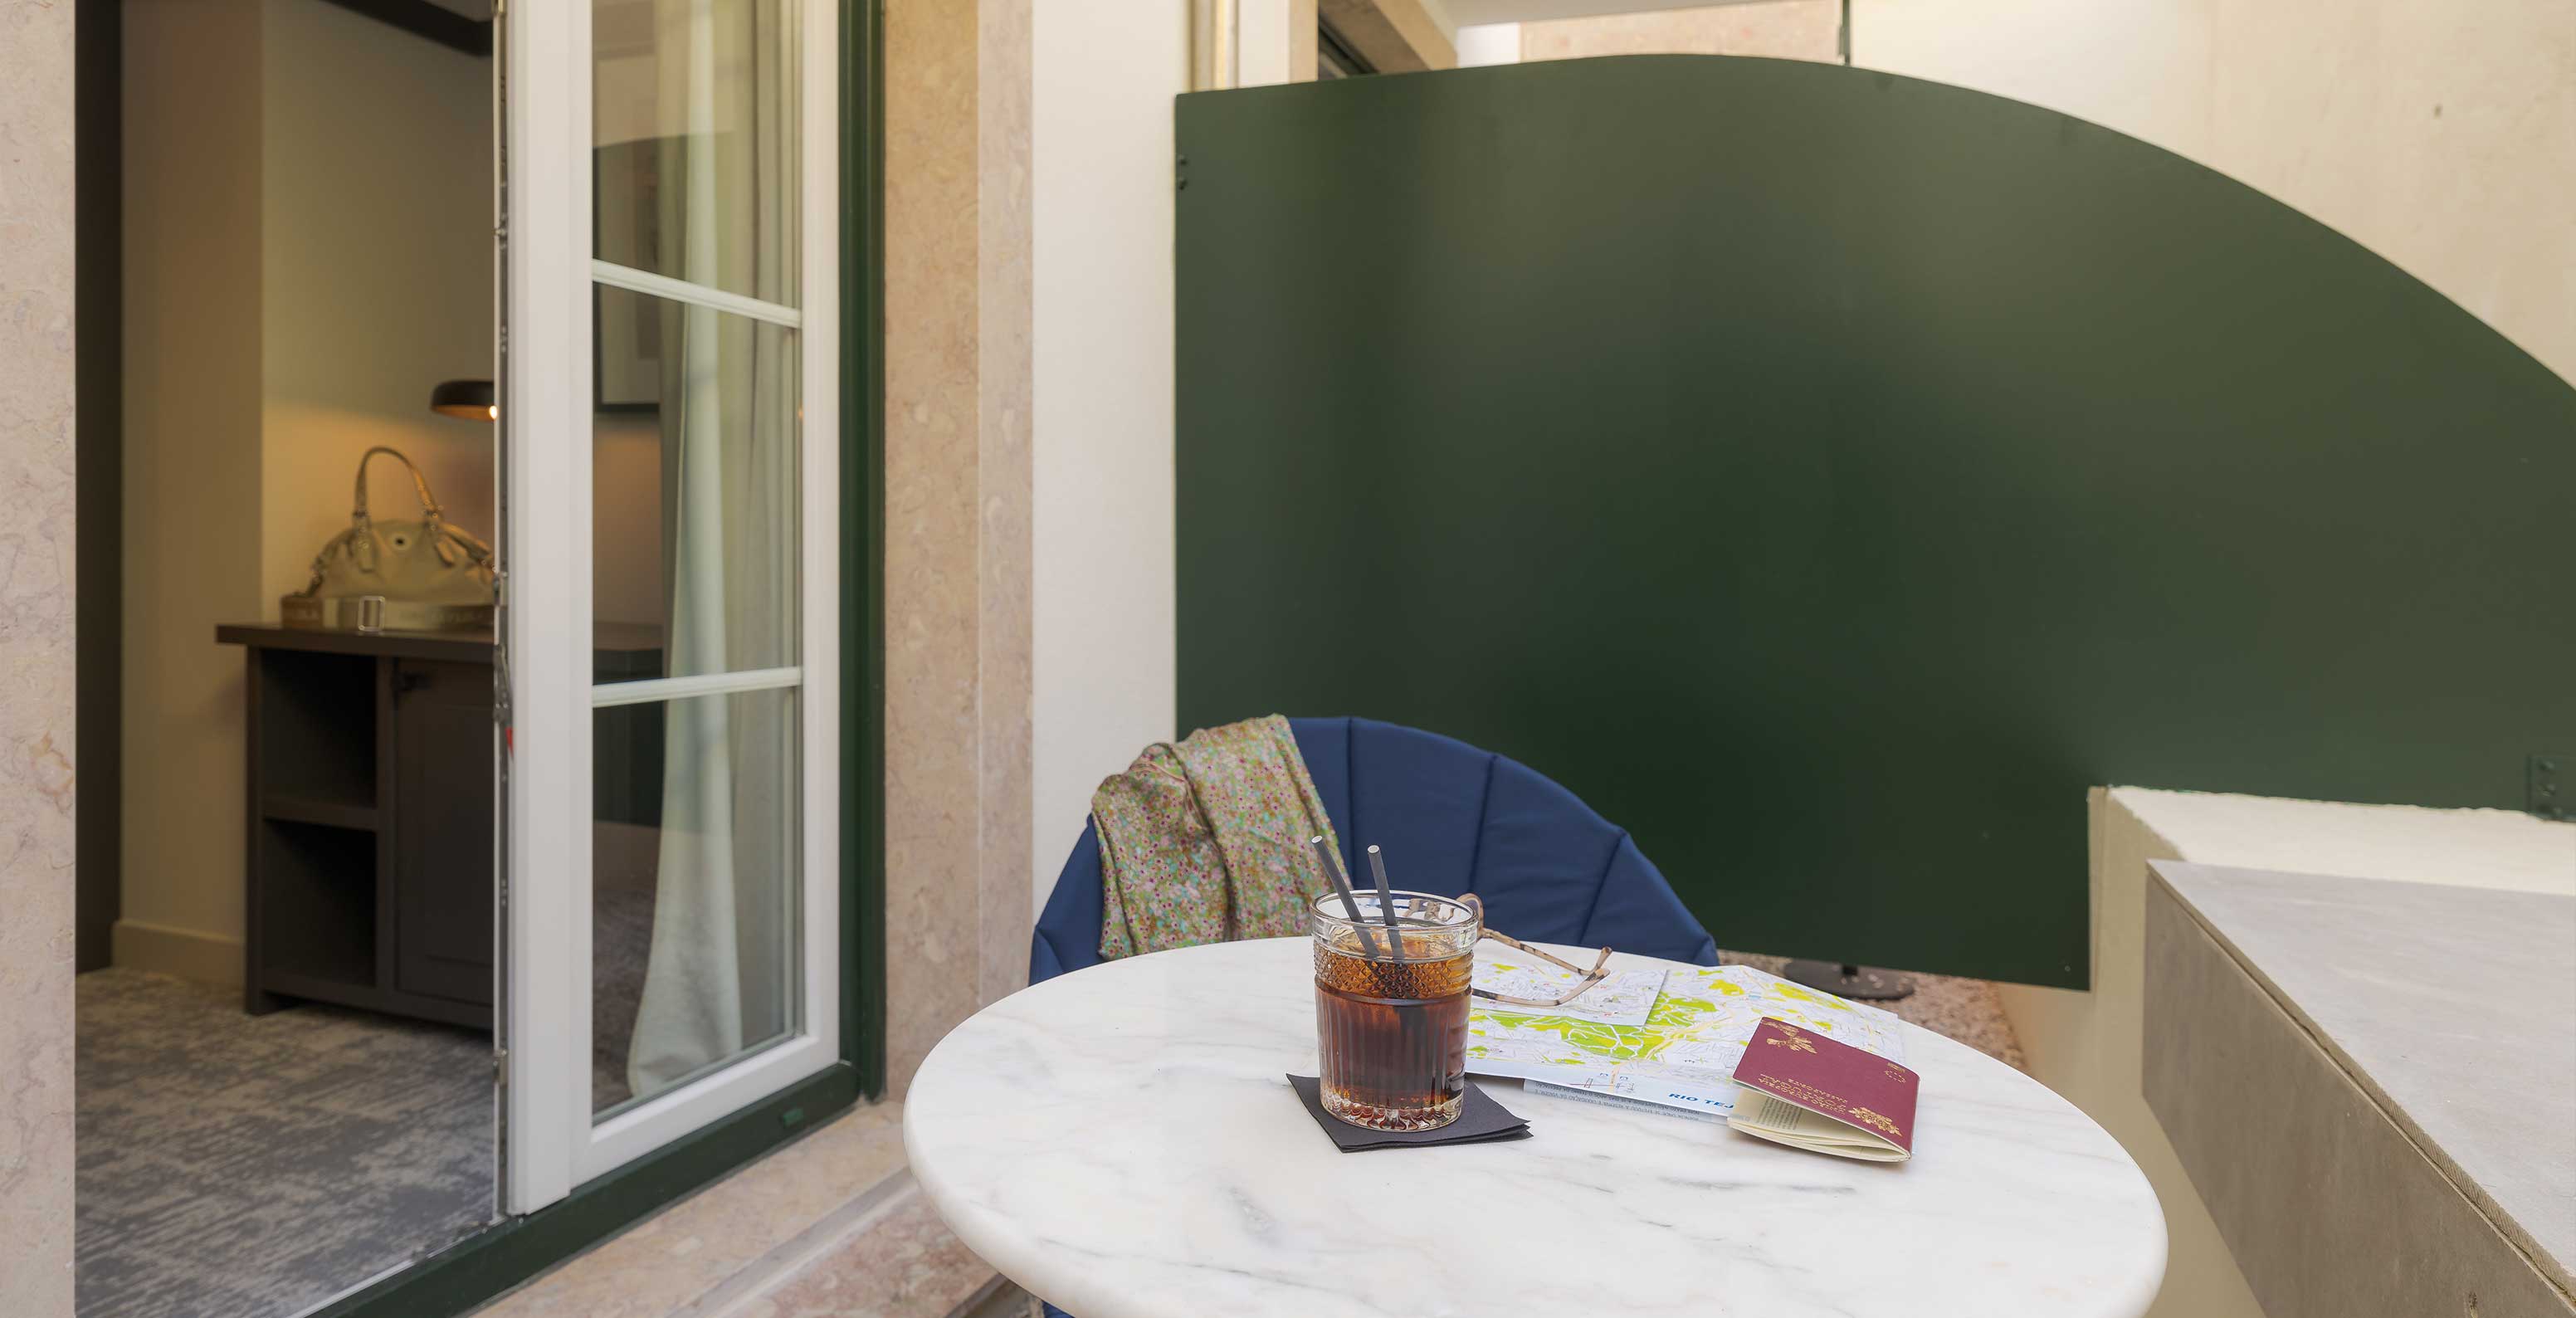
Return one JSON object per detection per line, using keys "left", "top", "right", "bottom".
{"left": 625, "top": 0, "right": 799, "bottom": 1101}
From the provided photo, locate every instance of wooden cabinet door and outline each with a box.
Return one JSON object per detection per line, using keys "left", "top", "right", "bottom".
{"left": 392, "top": 658, "right": 495, "bottom": 1007}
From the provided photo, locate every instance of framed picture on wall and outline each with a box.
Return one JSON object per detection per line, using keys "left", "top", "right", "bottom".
{"left": 594, "top": 139, "right": 662, "bottom": 413}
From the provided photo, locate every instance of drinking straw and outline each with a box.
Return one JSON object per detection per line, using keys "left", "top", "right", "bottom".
{"left": 1364, "top": 845, "right": 1410, "bottom": 963}
{"left": 1310, "top": 833, "right": 1385, "bottom": 959}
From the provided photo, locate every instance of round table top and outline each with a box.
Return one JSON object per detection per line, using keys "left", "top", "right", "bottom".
{"left": 905, "top": 939, "right": 2166, "bottom": 1318}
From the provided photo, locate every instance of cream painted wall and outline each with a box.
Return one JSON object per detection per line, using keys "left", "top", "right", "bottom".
{"left": 1029, "top": 0, "right": 1188, "bottom": 913}
{"left": 121, "top": 0, "right": 269, "bottom": 959}
{"left": 1853, "top": 0, "right": 2211, "bottom": 156}
{"left": 2028, "top": 791, "right": 2576, "bottom": 1318}
{"left": 1454, "top": 22, "right": 1523, "bottom": 64}
{"left": 1519, "top": 0, "right": 1839, "bottom": 61}
{"left": 1853, "top": 0, "right": 2576, "bottom": 386}
{"left": 120, "top": 0, "right": 494, "bottom": 967}
{"left": 260, "top": 0, "right": 495, "bottom": 613}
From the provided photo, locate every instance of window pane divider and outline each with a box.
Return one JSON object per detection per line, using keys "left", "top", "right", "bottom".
{"left": 591, "top": 259, "right": 803, "bottom": 329}
{"left": 591, "top": 665, "right": 805, "bottom": 708}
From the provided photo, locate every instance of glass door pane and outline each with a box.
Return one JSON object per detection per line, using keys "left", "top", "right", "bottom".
{"left": 587, "top": 0, "right": 809, "bottom": 1122}
{"left": 593, "top": 686, "right": 800, "bottom": 1115}
{"left": 593, "top": 0, "right": 800, "bottom": 305}
{"left": 502, "top": 0, "right": 836, "bottom": 1212}
{"left": 590, "top": 286, "right": 801, "bottom": 685}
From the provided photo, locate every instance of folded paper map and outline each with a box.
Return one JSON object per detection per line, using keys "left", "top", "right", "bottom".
{"left": 1464, "top": 963, "right": 1907, "bottom": 1119}
{"left": 1471, "top": 953, "right": 1665, "bottom": 1027}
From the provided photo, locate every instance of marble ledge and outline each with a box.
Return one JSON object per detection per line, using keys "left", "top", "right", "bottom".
{"left": 472, "top": 1102, "right": 1010, "bottom": 1318}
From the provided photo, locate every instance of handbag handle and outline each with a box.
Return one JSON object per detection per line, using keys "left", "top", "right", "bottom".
{"left": 342, "top": 446, "right": 490, "bottom": 574}
{"left": 352, "top": 445, "right": 445, "bottom": 529}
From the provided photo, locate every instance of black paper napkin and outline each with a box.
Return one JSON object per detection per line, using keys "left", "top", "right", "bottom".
{"left": 1286, "top": 1075, "right": 1531, "bottom": 1151}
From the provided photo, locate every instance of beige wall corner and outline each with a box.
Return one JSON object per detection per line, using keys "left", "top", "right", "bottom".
{"left": 1290, "top": 0, "right": 1320, "bottom": 81}
{"left": 883, "top": 0, "right": 1037, "bottom": 1096}
{"left": 1518, "top": 0, "right": 1842, "bottom": 63}
{"left": 1029, "top": 0, "right": 1184, "bottom": 915}
{"left": 1320, "top": 0, "right": 1456, "bottom": 71}
{"left": 2001, "top": 788, "right": 2576, "bottom": 1318}
{"left": 0, "top": 0, "right": 79, "bottom": 1311}
{"left": 1852, "top": 0, "right": 2576, "bottom": 388}
{"left": 110, "top": 920, "right": 245, "bottom": 990}
{"left": 1998, "top": 791, "right": 2261, "bottom": 1318}
{"left": 1239, "top": 0, "right": 1322, "bottom": 85}
{"left": 121, "top": 0, "right": 265, "bottom": 950}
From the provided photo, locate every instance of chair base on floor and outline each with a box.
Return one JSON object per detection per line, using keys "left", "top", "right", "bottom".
{"left": 1783, "top": 959, "right": 1917, "bottom": 1001}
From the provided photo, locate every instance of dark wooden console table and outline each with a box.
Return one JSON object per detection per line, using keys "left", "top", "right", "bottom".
{"left": 217, "top": 622, "right": 663, "bottom": 1031}
{"left": 220, "top": 622, "right": 664, "bottom": 1034}
{"left": 218, "top": 624, "right": 500, "bottom": 1028}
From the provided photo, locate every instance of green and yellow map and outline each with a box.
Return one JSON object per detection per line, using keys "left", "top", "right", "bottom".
{"left": 1465, "top": 964, "right": 1908, "bottom": 1118}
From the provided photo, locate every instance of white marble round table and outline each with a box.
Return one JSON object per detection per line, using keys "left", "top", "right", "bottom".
{"left": 905, "top": 939, "right": 2165, "bottom": 1318}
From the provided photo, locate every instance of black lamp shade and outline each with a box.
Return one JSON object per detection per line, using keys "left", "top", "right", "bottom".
{"left": 430, "top": 378, "right": 496, "bottom": 422}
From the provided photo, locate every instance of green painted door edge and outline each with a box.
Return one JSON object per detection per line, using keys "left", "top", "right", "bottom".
{"left": 845, "top": 0, "right": 896, "bottom": 1101}
{"left": 842, "top": 0, "right": 890, "bottom": 1101}
{"left": 317, "top": 2, "right": 885, "bottom": 1313}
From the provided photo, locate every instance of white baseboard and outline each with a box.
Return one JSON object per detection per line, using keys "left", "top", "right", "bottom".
{"left": 112, "top": 920, "right": 244, "bottom": 989}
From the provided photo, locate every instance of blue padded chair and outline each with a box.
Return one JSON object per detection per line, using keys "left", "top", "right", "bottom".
{"left": 1029, "top": 718, "right": 1715, "bottom": 1318}
{"left": 1031, "top": 715, "right": 1717, "bottom": 985}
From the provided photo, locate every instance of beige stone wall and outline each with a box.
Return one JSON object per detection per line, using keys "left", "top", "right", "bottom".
{"left": 1854, "top": 0, "right": 2576, "bottom": 387}
{"left": 2008, "top": 791, "right": 2576, "bottom": 1318}
{"left": 1519, "top": 0, "right": 1840, "bottom": 63}
{"left": 882, "top": 0, "right": 1036, "bottom": 1095}
{"left": 0, "top": 0, "right": 78, "bottom": 1308}
{"left": 1319, "top": 0, "right": 1456, "bottom": 71}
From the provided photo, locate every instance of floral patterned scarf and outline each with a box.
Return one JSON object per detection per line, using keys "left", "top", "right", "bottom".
{"left": 1092, "top": 715, "right": 1342, "bottom": 961}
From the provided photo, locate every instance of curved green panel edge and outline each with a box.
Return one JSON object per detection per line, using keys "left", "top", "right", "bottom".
{"left": 1174, "top": 56, "right": 2574, "bottom": 988}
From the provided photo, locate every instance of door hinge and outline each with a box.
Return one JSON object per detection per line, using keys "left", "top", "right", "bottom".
{"left": 491, "top": 568, "right": 513, "bottom": 731}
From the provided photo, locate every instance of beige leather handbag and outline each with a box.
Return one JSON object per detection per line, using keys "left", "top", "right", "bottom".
{"left": 282, "top": 446, "right": 496, "bottom": 632}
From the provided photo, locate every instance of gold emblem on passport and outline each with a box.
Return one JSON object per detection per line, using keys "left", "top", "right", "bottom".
{"left": 1848, "top": 1106, "right": 1903, "bottom": 1138}
{"left": 1766, "top": 1024, "right": 1818, "bottom": 1054}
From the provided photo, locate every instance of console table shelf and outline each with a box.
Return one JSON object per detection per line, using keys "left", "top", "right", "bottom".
{"left": 220, "top": 624, "right": 497, "bottom": 1031}
{"left": 218, "top": 622, "right": 667, "bottom": 1032}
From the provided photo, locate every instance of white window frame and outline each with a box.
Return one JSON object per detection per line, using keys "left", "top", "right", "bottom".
{"left": 502, "top": 0, "right": 841, "bottom": 1213}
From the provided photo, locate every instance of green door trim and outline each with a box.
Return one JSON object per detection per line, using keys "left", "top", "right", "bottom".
{"left": 313, "top": 1, "right": 885, "bottom": 1313}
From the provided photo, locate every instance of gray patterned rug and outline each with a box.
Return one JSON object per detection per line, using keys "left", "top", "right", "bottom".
{"left": 76, "top": 969, "right": 496, "bottom": 1318}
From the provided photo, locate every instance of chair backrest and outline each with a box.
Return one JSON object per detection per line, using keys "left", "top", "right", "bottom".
{"left": 1030, "top": 716, "right": 1717, "bottom": 984}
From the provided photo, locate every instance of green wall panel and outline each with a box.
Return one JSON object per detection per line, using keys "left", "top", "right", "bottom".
{"left": 1174, "top": 56, "right": 2574, "bottom": 988}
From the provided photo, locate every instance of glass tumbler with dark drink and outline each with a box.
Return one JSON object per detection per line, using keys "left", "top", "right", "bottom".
{"left": 1311, "top": 890, "right": 1480, "bottom": 1131}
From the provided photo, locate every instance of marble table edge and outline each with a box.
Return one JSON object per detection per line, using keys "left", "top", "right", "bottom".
{"left": 906, "top": 939, "right": 2168, "bottom": 1318}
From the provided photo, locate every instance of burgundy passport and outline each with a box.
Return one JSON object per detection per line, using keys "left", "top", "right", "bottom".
{"left": 1727, "top": 1016, "right": 1919, "bottom": 1161}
